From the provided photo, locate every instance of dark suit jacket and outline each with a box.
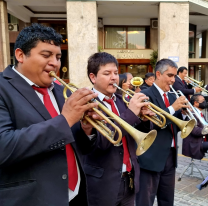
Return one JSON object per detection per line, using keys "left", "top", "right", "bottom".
{"left": 138, "top": 84, "right": 182, "bottom": 172}
{"left": 182, "top": 114, "right": 205, "bottom": 160}
{"left": 72, "top": 93, "right": 153, "bottom": 206}
{"left": 172, "top": 76, "right": 194, "bottom": 99}
{"left": 140, "top": 82, "right": 150, "bottom": 90}
{"left": 0, "top": 65, "right": 88, "bottom": 206}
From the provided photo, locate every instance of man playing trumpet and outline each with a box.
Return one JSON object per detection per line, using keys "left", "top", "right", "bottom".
{"left": 73, "top": 52, "right": 155, "bottom": 206}
{"left": 0, "top": 23, "right": 102, "bottom": 206}
{"left": 136, "top": 59, "right": 190, "bottom": 206}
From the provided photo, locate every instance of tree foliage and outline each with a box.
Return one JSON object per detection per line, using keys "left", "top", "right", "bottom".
{"left": 150, "top": 50, "right": 158, "bottom": 69}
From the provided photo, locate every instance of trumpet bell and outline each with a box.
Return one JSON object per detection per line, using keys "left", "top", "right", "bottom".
{"left": 179, "top": 119, "right": 196, "bottom": 139}
{"left": 130, "top": 77, "right": 144, "bottom": 87}
{"left": 135, "top": 130, "right": 157, "bottom": 156}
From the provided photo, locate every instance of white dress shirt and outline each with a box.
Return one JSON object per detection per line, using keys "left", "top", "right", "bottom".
{"left": 12, "top": 66, "right": 80, "bottom": 202}
{"left": 153, "top": 83, "right": 176, "bottom": 147}
{"left": 92, "top": 88, "right": 131, "bottom": 172}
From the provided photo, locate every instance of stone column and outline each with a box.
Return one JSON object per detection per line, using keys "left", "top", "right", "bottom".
{"left": 201, "top": 31, "right": 208, "bottom": 58}
{"left": 158, "top": 3, "right": 189, "bottom": 68}
{"left": 195, "top": 38, "right": 199, "bottom": 58}
{"left": 66, "top": 1, "right": 98, "bottom": 88}
{"left": 0, "top": 0, "right": 10, "bottom": 71}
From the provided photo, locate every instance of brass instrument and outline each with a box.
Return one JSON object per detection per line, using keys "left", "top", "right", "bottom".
{"left": 114, "top": 80, "right": 196, "bottom": 138}
{"left": 115, "top": 77, "right": 166, "bottom": 128}
{"left": 49, "top": 71, "right": 157, "bottom": 155}
{"left": 186, "top": 76, "right": 204, "bottom": 87}
{"left": 131, "top": 77, "right": 144, "bottom": 87}
{"left": 185, "top": 77, "right": 208, "bottom": 94}
{"left": 170, "top": 86, "right": 208, "bottom": 135}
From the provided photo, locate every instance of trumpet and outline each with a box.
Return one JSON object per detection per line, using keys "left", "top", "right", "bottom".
{"left": 114, "top": 80, "right": 196, "bottom": 138}
{"left": 186, "top": 76, "right": 204, "bottom": 87}
{"left": 49, "top": 71, "right": 157, "bottom": 156}
{"left": 185, "top": 77, "right": 208, "bottom": 94}
{"left": 169, "top": 86, "right": 196, "bottom": 123}
{"left": 170, "top": 86, "right": 208, "bottom": 135}
{"left": 114, "top": 83, "right": 166, "bottom": 128}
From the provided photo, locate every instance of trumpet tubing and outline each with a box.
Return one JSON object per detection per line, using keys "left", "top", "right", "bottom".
{"left": 50, "top": 71, "right": 157, "bottom": 155}
{"left": 114, "top": 83, "right": 196, "bottom": 138}
{"left": 114, "top": 83, "right": 167, "bottom": 128}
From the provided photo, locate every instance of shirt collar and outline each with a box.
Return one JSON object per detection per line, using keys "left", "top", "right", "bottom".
{"left": 92, "top": 88, "right": 116, "bottom": 102}
{"left": 177, "top": 75, "right": 183, "bottom": 81}
{"left": 153, "top": 82, "right": 168, "bottom": 97}
{"left": 12, "top": 66, "right": 54, "bottom": 91}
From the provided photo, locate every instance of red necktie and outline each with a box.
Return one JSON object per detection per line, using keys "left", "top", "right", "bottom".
{"left": 163, "top": 93, "right": 176, "bottom": 148}
{"left": 32, "top": 86, "right": 78, "bottom": 191}
{"left": 201, "top": 113, "right": 204, "bottom": 118}
{"left": 103, "top": 98, "right": 132, "bottom": 172}
{"left": 182, "top": 80, "right": 186, "bottom": 84}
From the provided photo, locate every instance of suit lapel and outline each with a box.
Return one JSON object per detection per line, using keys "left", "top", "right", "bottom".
{"left": 4, "top": 66, "right": 52, "bottom": 120}
{"left": 115, "top": 94, "right": 127, "bottom": 113}
{"left": 53, "top": 83, "right": 66, "bottom": 112}
{"left": 151, "top": 85, "right": 166, "bottom": 109}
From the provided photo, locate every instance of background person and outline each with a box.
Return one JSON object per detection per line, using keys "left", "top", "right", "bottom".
{"left": 172, "top": 66, "right": 202, "bottom": 100}
{"left": 140, "top": 72, "right": 155, "bottom": 90}
{"left": 182, "top": 94, "right": 208, "bottom": 159}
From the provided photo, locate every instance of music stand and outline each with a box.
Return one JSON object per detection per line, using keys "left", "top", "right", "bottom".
{"left": 178, "top": 158, "right": 205, "bottom": 181}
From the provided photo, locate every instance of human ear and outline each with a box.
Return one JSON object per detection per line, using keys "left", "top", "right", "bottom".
{"left": 15, "top": 48, "right": 25, "bottom": 64}
{"left": 89, "top": 73, "right": 96, "bottom": 84}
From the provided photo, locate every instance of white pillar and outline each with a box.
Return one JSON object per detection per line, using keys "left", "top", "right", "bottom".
{"left": 66, "top": 1, "right": 98, "bottom": 88}
{"left": 0, "top": 0, "right": 10, "bottom": 71}
{"left": 158, "top": 3, "right": 189, "bottom": 68}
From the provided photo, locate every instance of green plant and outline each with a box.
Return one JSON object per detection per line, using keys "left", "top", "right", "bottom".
{"left": 98, "top": 45, "right": 103, "bottom": 52}
{"left": 150, "top": 50, "right": 158, "bottom": 69}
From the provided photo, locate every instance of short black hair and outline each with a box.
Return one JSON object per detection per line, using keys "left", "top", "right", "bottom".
{"left": 87, "top": 52, "right": 118, "bottom": 84}
{"left": 155, "top": 59, "right": 178, "bottom": 79}
{"left": 190, "top": 94, "right": 203, "bottom": 105}
{"left": 177, "top": 66, "right": 187, "bottom": 75}
{"left": 145, "top": 72, "right": 155, "bottom": 80}
{"left": 14, "top": 23, "right": 63, "bottom": 66}
{"left": 116, "top": 73, "right": 127, "bottom": 95}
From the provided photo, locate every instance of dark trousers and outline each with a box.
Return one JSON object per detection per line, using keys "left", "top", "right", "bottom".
{"left": 202, "top": 141, "right": 208, "bottom": 153}
{"left": 135, "top": 148, "right": 176, "bottom": 206}
{"left": 115, "top": 174, "right": 135, "bottom": 206}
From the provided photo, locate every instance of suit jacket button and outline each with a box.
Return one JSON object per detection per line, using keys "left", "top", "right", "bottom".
{"left": 62, "top": 174, "right": 67, "bottom": 179}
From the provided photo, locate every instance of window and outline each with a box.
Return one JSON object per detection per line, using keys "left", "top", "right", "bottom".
{"left": 104, "top": 26, "right": 149, "bottom": 49}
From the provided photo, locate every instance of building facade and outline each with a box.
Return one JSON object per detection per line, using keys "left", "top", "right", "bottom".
{"left": 1, "top": 0, "right": 208, "bottom": 87}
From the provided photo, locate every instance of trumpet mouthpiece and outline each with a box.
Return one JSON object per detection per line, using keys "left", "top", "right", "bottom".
{"left": 113, "top": 83, "right": 118, "bottom": 88}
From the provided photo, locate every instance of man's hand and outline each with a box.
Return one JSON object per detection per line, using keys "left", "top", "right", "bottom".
{"left": 195, "top": 87, "right": 202, "bottom": 93}
{"left": 140, "top": 106, "right": 156, "bottom": 121}
{"left": 128, "top": 93, "right": 150, "bottom": 116}
{"left": 171, "top": 96, "right": 189, "bottom": 111}
{"left": 61, "top": 88, "right": 98, "bottom": 127}
{"left": 80, "top": 109, "right": 105, "bottom": 135}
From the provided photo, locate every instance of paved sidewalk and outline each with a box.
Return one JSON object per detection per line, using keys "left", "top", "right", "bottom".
{"left": 153, "top": 155, "right": 208, "bottom": 206}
